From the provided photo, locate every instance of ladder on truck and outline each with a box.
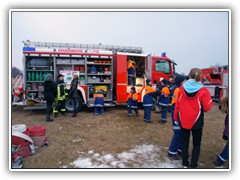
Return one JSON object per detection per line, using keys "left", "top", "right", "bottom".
{"left": 23, "top": 40, "right": 143, "bottom": 54}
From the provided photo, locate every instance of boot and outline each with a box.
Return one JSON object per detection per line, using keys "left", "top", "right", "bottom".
{"left": 71, "top": 113, "right": 77, "bottom": 118}
{"left": 46, "top": 114, "right": 54, "bottom": 122}
{"left": 47, "top": 118, "right": 54, "bottom": 122}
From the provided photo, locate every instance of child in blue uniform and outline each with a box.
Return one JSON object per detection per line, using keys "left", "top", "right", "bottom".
{"left": 158, "top": 79, "right": 170, "bottom": 123}
{"left": 168, "top": 74, "right": 186, "bottom": 159}
{"left": 94, "top": 90, "right": 105, "bottom": 115}
{"left": 127, "top": 86, "right": 139, "bottom": 116}
{"left": 143, "top": 79, "right": 156, "bottom": 123}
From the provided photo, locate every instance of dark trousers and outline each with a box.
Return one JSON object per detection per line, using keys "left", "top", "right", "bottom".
{"left": 72, "top": 97, "right": 77, "bottom": 114}
{"left": 53, "top": 99, "right": 66, "bottom": 114}
{"left": 168, "top": 105, "right": 181, "bottom": 155}
{"left": 144, "top": 106, "right": 152, "bottom": 121}
{"left": 128, "top": 75, "right": 135, "bottom": 86}
{"left": 160, "top": 106, "right": 168, "bottom": 122}
{"left": 46, "top": 100, "right": 53, "bottom": 120}
{"left": 181, "top": 127, "right": 203, "bottom": 168}
{"left": 94, "top": 106, "right": 104, "bottom": 115}
{"left": 127, "top": 105, "right": 139, "bottom": 115}
{"left": 217, "top": 141, "right": 229, "bottom": 162}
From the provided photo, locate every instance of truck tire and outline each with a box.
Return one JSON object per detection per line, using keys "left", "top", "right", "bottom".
{"left": 65, "top": 96, "right": 83, "bottom": 113}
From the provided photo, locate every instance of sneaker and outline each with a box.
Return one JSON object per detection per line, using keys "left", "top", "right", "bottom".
{"left": 183, "top": 166, "right": 188, "bottom": 168}
{"left": 128, "top": 114, "right": 133, "bottom": 117}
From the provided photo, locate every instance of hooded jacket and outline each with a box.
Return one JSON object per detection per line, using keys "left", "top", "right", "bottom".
{"left": 174, "top": 79, "right": 213, "bottom": 129}
{"left": 44, "top": 74, "right": 56, "bottom": 101}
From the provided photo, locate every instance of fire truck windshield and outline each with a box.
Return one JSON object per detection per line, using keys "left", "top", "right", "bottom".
{"left": 155, "top": 60, "right": 170, "bottom": 74}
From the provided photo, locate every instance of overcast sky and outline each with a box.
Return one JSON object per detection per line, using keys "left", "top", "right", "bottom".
{"left": 11, "top": 11, "right": 229, "bottom": 74}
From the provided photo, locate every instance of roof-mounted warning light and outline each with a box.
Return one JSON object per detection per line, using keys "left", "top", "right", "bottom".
{"left": 162, "top": 52, "right": 166, "bottom": 57}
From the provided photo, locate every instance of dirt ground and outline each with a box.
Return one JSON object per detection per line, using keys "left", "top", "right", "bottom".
{"left": 11, "top": 103, "right": 228, "bottom": 169}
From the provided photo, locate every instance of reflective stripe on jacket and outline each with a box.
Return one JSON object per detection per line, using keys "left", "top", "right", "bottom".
{"left": 56, "top": 82, "right": 67, "bottom": 101}
{"left": 127, "top": 92, "right": 138, "bottom": 108}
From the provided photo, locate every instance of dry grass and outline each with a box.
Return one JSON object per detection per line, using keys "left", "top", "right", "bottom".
{"left": 11, "top": 103, "right": 228, "bottom": 169}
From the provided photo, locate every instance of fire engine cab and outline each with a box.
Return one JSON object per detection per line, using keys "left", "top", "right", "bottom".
{"left": 19, "top": 40, "right": 176, "bottom": 111}
{"left": 201, "top": 65, "right": 228, "bottom": 102}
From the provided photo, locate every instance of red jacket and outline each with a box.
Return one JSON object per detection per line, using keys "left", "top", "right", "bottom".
{"left": 174, "top": 86, "right": 212, "bottom": 129}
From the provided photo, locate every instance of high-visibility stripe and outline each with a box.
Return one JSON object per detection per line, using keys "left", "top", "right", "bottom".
{"left": 158, "top": 102, "right": 169, "bottom": 106}
{"left": 143, "top": 104, "right": 152, "bottom": 107}
{"left": 95, "top": 104, "right": 103, "bottom": 107}
{"left": 168, "top": 151, "right": 177, "bottom": 155}
{"left": 218, "top": 155, "right": 226, "bottom": 162}
{"left": 173, "top": 126, "right": 181, "bottom": 130}
{"left": 131, "top": 106, "right": 138, "bottom": 109}
{"left": 161, "top": 118, "right": 167, "bottom": 121}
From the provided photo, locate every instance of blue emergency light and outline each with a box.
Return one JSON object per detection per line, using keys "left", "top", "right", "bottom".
{"left": 162, "top": 52, "right": 166, "bottom": 57}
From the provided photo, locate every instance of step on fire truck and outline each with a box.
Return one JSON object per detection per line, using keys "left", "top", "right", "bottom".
{"left": 15, "top": 40, "right": 176, "bottom": 111}
{"left": 201, "top": 65, "right": 228, "bottom": 102}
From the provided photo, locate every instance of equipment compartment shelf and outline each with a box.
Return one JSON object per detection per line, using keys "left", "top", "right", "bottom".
{"left": 26, "top": 70, "right": 54, "bottom": 71}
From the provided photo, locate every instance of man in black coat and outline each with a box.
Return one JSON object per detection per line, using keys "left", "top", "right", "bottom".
{"left": 44, "top": 74, "right": 56, "bottom": 122}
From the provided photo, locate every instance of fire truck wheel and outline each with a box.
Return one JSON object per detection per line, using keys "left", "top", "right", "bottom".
{"left": 65, "top": 96, "right": 83, "bottom": 113}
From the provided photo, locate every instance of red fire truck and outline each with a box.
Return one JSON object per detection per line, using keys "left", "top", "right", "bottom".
{"left": 201, "top": 65, "right": 228, "bottom": 102}
{"left": 17, "top": 40, "right": 176, "bottom": 111}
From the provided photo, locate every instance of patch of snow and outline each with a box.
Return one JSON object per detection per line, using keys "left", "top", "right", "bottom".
{"left": 67, "top": 144, "right": 187, "bottom": 168}
{"left": 88, "top": 150, "right": 94, "bottom": 154}
{"left": 72, "top": 139, "right": 83, "bottom": 143}
{"left": 72, "top": 158, "right": 92, "bottom": 168}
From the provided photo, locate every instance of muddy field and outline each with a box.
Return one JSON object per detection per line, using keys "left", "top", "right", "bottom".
{"left": 11, "top": 103, "right": 228, "bottom": 169}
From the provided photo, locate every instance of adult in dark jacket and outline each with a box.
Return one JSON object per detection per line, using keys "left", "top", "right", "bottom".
{"left": 214, "top": 88, "right": 229, "bottom": 167}
{"left": 44, "top": 74, "right": 56, "bottom": 122}
{"left": 174, "top": 68, "right": 213, "bottom": 168}
{"left": 68, "top": 74, "right": 79, "bottom": 117}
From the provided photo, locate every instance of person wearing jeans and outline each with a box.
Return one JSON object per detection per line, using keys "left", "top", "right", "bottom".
{"left": 68, "top": 74, "right": 79, "bottom": 118}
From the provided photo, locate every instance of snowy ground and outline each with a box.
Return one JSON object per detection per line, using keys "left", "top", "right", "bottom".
{"left": 62, "top": 144, "right": 183, "bottom": 168}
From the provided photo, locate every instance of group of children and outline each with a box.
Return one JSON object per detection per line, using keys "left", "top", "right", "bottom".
{"left": 45, "top": 68, "right": 229, "bottom": 168}
{"left": 126, "top": 69, "right": 229, "bottom": 168}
